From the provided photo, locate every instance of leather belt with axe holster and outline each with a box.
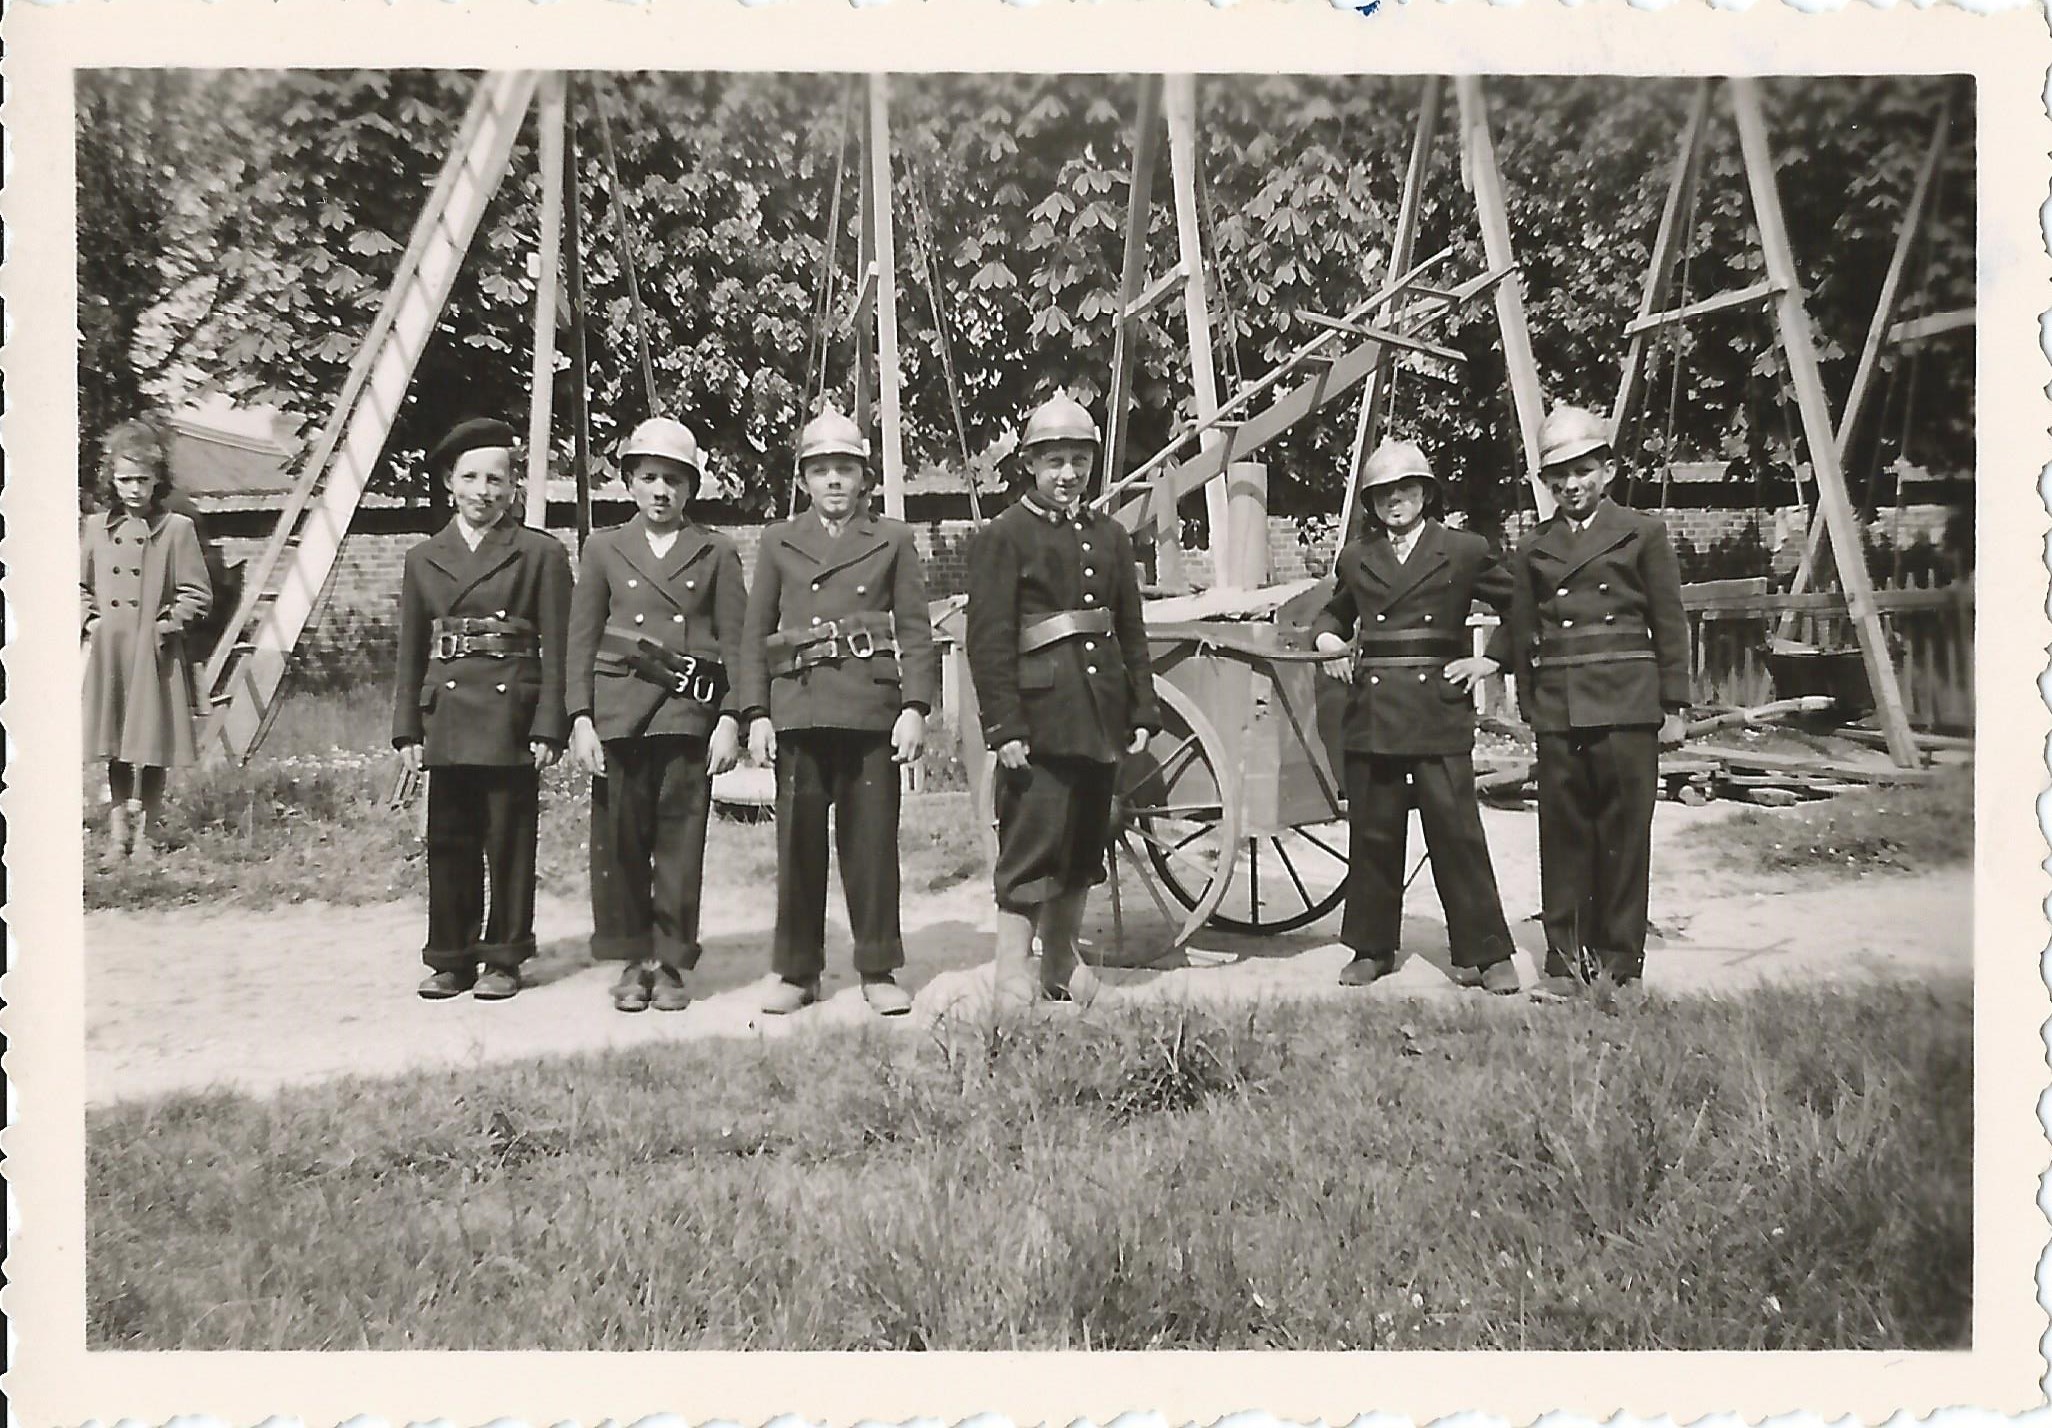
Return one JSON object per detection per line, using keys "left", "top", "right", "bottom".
{"left": 766, "top": 610, "right": 899, "bottom": 677}
{"left": 598, "top": 624, "right": 727, "bottom": 705}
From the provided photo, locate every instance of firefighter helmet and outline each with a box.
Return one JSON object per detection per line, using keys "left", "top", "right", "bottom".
{"left": 1536, "top": 405, "right": 1613, "bottom": 472}
{"left": 1019, "top": 391, "right": 1101, "bottom": 451}
{"left": 619, "top": 417, "right": 703, "bottom": 473}
{"left": 1358, "top": 438, "right": 1439, "bottom": 492}
{"left": 796, "top": 406, "right": 871, "bottom": 466}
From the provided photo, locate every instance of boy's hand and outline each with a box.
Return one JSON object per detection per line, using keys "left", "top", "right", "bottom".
{"left": 1443, "top": 655, "right": 1500, "bottom": 693}
{"left": 1314, "top": 631, "right": 1354, "bottom": 683}
{"left": 1659, "top": 711, "right": 1689, "bottom": 749}
{"left": 749, "top": 716, "right": 777, "bottom": 766}
{"left": 891, "top": 707, "right": 926, "bottom": 764}
{"left": 996, "top": 739, "right": 1031, "bottom": 769}
{"left": 398, "top": 742, "right": 424, "bottom": 776}
{"left": 708, "top": 718, "right": 741, "bottom": 776}
{"left": 569, "top": 717, "right": 605, "bottom": 777}
{"left": 1126, "top": 727, "right": 1151, "bottom": 756}
{"left": 531, "top": 741, "right": 562, "bottom": 771}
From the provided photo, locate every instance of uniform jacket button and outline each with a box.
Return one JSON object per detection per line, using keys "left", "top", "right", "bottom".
{"left": 496, "top": 683, "right": 508, "bottom": 693}
{"left": 1086, "top": 665, "right": 1099, "bottom": 675}
{"left": 673, "top": 614, "right": 685, "bottom": 623}
{"left": 1418, "top": 673, "right": 1429, "bottom": 683}
{"left": 634, "top": 613, "right": 645, "bottom": 625}
{"left": 627, "top": 579, "right": 639, "bottom": 588}
{"left": 810, "top": 616, "right": 821, "bottom": 625}
{"left": 1084, "top": 641, "right": 1097, "bottom": 652}
{"left": 1084, "top": 594, "right": 1096, "bottom": 604}
{"left": 685, "top": 579, "right": 695, "bottom": 589}
{"left": 1562, "top": 618, "right": 1575, "bottom": 629}
{"left": 1557, "top": 587, "right": 1570, "bottom": 598}
{"left": 1598, "top": 582, "right": 1610, "bottom": 592}
{"left": 495, "top": 610, "right": 506, "bottom": 618}
{"left": 446, "top": 679, "right": 458, "bottom": 689}
{"left": 1368, "top": 674, "right": 1380, "bottom": 686}
{"left": 856, "top": 584, "right": 866, "bottom": 594}
{"left": 1422, "top": 613, "right": 1433, "bottom": 623}
{"left": 812, "top": 580, "right": 822, "bottom": 591}
{"left": 1083, "top": 568, "right": 1094, "bottom": 578}
{"left": 1604, "top": 614, "right": 1617, "bottom": 624}
{"left": 1375, "top": 613, "right": 1387, "bottom": 622}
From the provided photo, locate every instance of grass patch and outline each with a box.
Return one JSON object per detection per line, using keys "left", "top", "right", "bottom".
{"left": 1682, "top": 768, "right": 1972, "bottom": 877}
{"left": 87, "top": 982, "right": 1970, "bottom": 1351}
{"left": 85, "top": 685, "right": 990, "bottom": 911}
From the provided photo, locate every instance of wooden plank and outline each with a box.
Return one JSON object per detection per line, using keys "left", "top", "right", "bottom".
{"left": 1785, "top": 93, "right": 1954, "bottom": 612}
{"left": 1688, "top": 744, "right": 1941, "bottom": 784}
{"left": 1165, "top": 76, "right": 1232, "bottom": 578}
{"left": 1730, "top": 77, "right": 1921, "bottom": 769}
{"left": 1103, "top": 75, "right": 1168, "bottom": 498}
{"left": 1341, "top": 73, "right": 1443, "bottom": 560}
{"left": 1888, "top": 307, "right": 1974, "bottom": 346}
{"left": 1623, "top": 278, "right": 1781, "bottom": 337}
{"left": 524, "top": 72, "right": 567, "bottom": 530}
{"left": 869, "top": 76, "right": 906, "bottom": 520}
{"left": 1685, "top": 584, "right": 1967, "bottom": 615}
{"left": 1611, "top": 80, "right": 1713, "bottom": 463}
{"left": 1122, "top": 264, "right": 1186, "bottom": 322}
{"left": 562, "top": 94, "right": 594, "bottom": 550}
{"left": 1294, "top": 311, "right": 1465, "bottom": 364}
{"left": 1456, "top": 77, "right": 1552, "bottom": 518}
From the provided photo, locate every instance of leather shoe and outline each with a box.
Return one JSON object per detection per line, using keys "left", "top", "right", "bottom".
{"left": 762, "top": 976, "right": 819, "bottom": 1015}
{"left": 1042, "top": 961, "right": 1102, "bottom": 1007}
{"left": 650, "top": 964, "right": 692, "bottom": 1012}
{"left": 1339, "top": 954, "right": 1395, "bottom": 987}
{"left": 1480, "top": 959, "right": 1521, "bottom": 995}
{"left": 473, "top": 967, "right": 521, "bottom": 1001}
{"left": 418, "top": 968, "right": 477, "bottom": 1000}
{"left": 861, "top": 974, "right": 913, "bottom": 1016}
{"left": 612, "top": 962, "right": 653, "bottom": 1013}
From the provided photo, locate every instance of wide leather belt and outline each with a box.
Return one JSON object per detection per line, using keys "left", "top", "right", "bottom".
{"left": 598, "top": 624, "right": 726, "bottom": 704}
{"left": 431, "top": 616, "right": 538, "bottom": 660}
{"left": 1019, "top": 608, "right": 1114, "bottom": 655}
{"left": 767, "top": 611, "right": 898, "bottom": 676}
{"left": 1534, "top": 626, "right": 1654, "bottom": 668}
{"left": 1355, "top": 630, "right": 1464, "bottom": 667}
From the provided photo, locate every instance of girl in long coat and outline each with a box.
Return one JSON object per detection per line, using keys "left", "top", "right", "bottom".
{"left": 82, "top": 419, "right": 213, "bottom": 858}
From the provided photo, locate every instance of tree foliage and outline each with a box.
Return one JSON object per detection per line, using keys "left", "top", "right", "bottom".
{"left": 78, "top": 71, "right": 1973, "bottom": 531}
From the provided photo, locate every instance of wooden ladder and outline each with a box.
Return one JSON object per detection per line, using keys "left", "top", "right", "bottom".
{"left": 196, "top": 71, "right": 543, "bottom": 764}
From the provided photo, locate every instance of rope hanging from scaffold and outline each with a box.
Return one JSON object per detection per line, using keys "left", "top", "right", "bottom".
{"left": 790, "top": 79, "right": 855, "bottom": 517}
{"left": 591, "top": 79, "right": 660, "bottom": 413}
{"left": 906, "top": 163, "right": 982, "bottom": 524}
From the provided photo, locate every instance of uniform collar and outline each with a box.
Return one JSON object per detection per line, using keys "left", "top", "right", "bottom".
{"left": 1023, "top": 492, "right": 1085, "bottom": 524}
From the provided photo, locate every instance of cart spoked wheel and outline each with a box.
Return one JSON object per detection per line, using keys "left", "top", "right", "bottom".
{"left": 1105, "top": 679, "right": 1242, "bottom": 950}
{"left": 1161, "top": 817, "right": 1351, "bottom": 935}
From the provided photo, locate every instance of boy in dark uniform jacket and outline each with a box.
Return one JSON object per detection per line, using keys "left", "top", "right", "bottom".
{"left": 1311, "top": 439, "right": 1521, "bottom": 993}
{"left": 736, "top": 408, "right": 938, "bottom": 1017}
{"left": 966, "top": 392, "right": 1159, "bottom": 1008}
{"left": 393, "top": 418, "right": 573, "bottom": 1001}
{"left": 567, "top": 418, "right": 745, "bottom": 1013}
{"left": 1500, "top": 405, "right": 1690, "bottom": 990}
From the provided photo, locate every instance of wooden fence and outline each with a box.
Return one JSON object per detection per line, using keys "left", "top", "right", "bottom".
{"left": 1681, "top": 575, "right": 1974, "bottom": 733}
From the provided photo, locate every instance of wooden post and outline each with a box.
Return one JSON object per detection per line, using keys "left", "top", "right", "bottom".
{"left": 1785, "top": 88, "right": 1954, "bottom": 610}
{"left": 524, "top": 72, "right": 568, "bottom": 530}
{"left": 1455, "top": 76, "right": 1553, "bottom": 521}
{"left": 1164, "top": 74, "right": 1232, "bottom": 580}
{"left": 853, "top": 94, "right": 876, "bottom": 436}
{"left": 1104, "top": 75, "right": 1164, "bottom": 497}
{"left": 1729, "top": 78, "right": 1920, "bottom": 768}
{"left": 1339, "top": 74, "right": 1441, "bottom": 567}
{"left": 869, "top": 75, "right": 906, "bottom": 520}
{"left": 563, "top": 83, "right": 593, "bottom": 550}
{"left": 1224, "top": 461, "right": 1270, "bottom": 589}
{"left": 1610, "top": 81, "right": 1712, "bottom": 458}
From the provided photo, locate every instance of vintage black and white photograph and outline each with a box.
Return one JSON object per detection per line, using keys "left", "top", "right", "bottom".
{"left": 9, "top": 0, "right": 2048, "bottom": 1418}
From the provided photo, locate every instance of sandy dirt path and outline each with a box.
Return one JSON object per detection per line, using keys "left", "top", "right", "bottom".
{"left": 86, "top": 802, "right": 1969, "bottom": 1105}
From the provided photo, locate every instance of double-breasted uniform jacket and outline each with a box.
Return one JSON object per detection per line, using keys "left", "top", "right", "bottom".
{"left": 735, "top": 508, "right": 939, "bottom": 732}
{"left": 568, "top": 515, "right": 747, "bottom": 742}
{"left": 966, "top": 495, "right": 1160, "bottom": 764}
{"left": 392, "top": 518, "right": 573, "bottom": 766}
{"left": 1312, "top": 521, "right": 1512, "bottom": 757}
{"left": 1494, "top": 498, "right": 1690, "bottom": 729}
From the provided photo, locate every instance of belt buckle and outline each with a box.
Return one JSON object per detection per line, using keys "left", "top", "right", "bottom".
{"left": 434, "top": 631, "right": 463, "bottom": 660}
{"left": 689, "top": 674, "right": 718, "bottom": 704}
{"left": 846, "top": 626, "right": 876, "bottom": 659}
{"left": 669, "top": 654, "right": 698, "bottom": 697}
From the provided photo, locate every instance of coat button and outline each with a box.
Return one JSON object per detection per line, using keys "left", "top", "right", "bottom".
{"left": 1562, "top": 619, "right": 1575, "bottom": 629}
{"left": 686, "top": 580, "right": 695, "bottom": 589}
{"left": 1368, "top": 675, "right": 1380, "bottom": 686}
{"left": 1084, "top": 594, "right": 1096, "bottom": 604}
{"left": 1375, "top": 613, "right": 1387, "bottom": 622}
{"left": 812, "top": 580, "right": 822, "bottom": 591}
{"left": 1557, "top": 587, "right": 1569, "bottom": 598}
{"left": 1086, "top": 665, "right": 1099, "bottom": 675}
{"left": 1605, "top": 614, "right": 1617, "bottom": 624}
{"left": 495, "top": 610, "right": 506, "bottom": 618}
{"left": 496, "top": 683, "right": 507, "bottom": 693}
{"left": 1418, "top": 673, "right": 1429, "bottom": 683}
{"left": 446, "top": 679, "right": 457, "bottom": 689}
{"left": 1084, "top": 641, "right": 1097, "bottom": 652}
{"left": 856, "top": 584, "right": 867, "bottom": 594}
{"left": 627, "top": 579, "right": 638, "bottom": 588}
{"left": 811, "top": 616, "right": 821, "bottom": 626}
{"left": 673, "top": 614, "right": 684, "bottom": 623}
{"left": 1083, "top": 568, "right": 1094, "bottom": 578}
{"left": 634, "top": 613, "right": 645, "bottom": 625}
{"left": 1422, "top": 614, "right": 1433, "bottom": 624}
{"left": 1598, "top": 582, "right": 1610, "bottom": 593}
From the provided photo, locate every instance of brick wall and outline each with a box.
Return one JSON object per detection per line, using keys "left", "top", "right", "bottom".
{"left": 241, "top": 504, "right": 1959, "bottom": 686}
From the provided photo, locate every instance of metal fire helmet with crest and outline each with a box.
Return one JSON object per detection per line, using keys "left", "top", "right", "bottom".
{"left": 1019, "top": 390, "right": 1101, "bottom": 451}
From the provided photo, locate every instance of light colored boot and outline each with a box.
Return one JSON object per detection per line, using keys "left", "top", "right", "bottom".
{"left": 1038, "top": 891, "right": 1101, "bottom": 1006}
{"left": 991, "top": 910, "right": 1039, "bottom": 1013}
{"left": 105, "top": 801, "right": 131, "bottom": 860}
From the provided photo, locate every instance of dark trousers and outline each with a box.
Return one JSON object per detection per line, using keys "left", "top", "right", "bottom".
{"left": 423, "top": 764, "right": 540, "bottom": 971}
{"left": 590, "top": 735, "right": 712, "bottom": 969}
{"left": 773, "top": 728, "right": 905, "bottom": 980}
{"left": 1536, "top": 727, "right": 1660, "bottom": 981}
{"left": 1341, "top": 751, "right": 1515, "bottom": 968}
{"left": 991, "top": 755, "right": 1115, "bottom": 915}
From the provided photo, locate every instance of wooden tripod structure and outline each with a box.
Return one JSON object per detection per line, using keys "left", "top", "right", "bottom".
{"left": 1093, "top": 75, "right": 1553, "bottom": 588}
{"left": 1610, "top": 78, "right": 1925, "bottom": 769}
{"left": 196, "top": 71, "right": 911, "bottom": 764}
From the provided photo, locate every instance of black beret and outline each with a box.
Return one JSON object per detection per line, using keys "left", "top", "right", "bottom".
{"left": 428, "top": 418, "right": 519, "bottom": 473}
